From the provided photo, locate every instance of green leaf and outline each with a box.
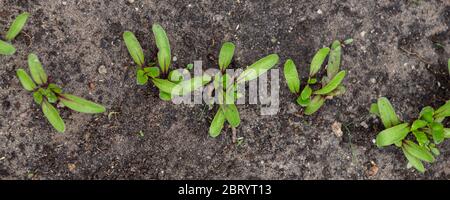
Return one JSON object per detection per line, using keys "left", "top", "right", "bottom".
{"left": 42, "top": 100, "right": 65, "bottom": 133}
{"left": 48, "top": 83, "right": 62, "bottom": 94}
{"left": 296, "top": 95, "right": 310, "bottom": 107}
{"left": 209, "top": 108, "right": 226, "bottom": 138}
{"left": 5, "top": 12, "right": 30, "bottom": 41}
{"left": 377, "top": 97, "right": 401, "bottom": 128}
{"left": 369, "top": 103, "right": 380, "bottom": 117}
{"left": 222, "top": 103, "right": 240, "bottom": 128}
{"left": 419, "top": 106, "right": 434, "bottom": 123}
{"left": 27, "top": 54, "right": 48, "bottom": 85}
{"left": 308, "top": 78, "right": 317, "bottom": 84}
{"left": 59, "top": 94, "right": 106, "bottom": 114}
{"left": 434, "top": 100, "right": 450, "bottom": 119}
{"left": 375, "top": 123, "right": 410, "bottom": 147}
{"left": 327, "top": 40, "right": 342, "bottom": 78}
{"left": 411, "top": 120, "right": 428, "bottom": 131}
{"left": 402, "top": 146, "right": 425, "bottom": 173}
{"left": 430, "top": 147, "right": 440, "bottom": 156}
{"left": 136, "top": 69, "right": 148, "bottom": 85}
{"left": 430, "top": 122, "right": 444, "bottom": 144}
{"left": 172, "top": 75, "right": 211, "bottom": 96}
{"left": 186, "top": 63, "right": 194, "bottom": 70}
{"left": 33, "top": 91, "right": 43, "bottom": 105}
{"left": 0, "top": 40, "right": 16, "bottom": 55}
{"left": 123, "top": 31, "right": 145, "bottom": 67}
{"left": 403, "top": 140, "right": 435, "bottom": 163}
{"left": 309, "top": 47, "right": 330, "bottom": 77}
{"left": 159, "top": 91, "right": 172, "bottom": 101}
{"left": 412, "top": 130, "right": 429, "bottom": 146}
{"left": 283, "top": 59, "right": 300, "bottom": 94}
{"left": 16, "top": 69, "right": 36, "bottom": 91}
{"left": 168, "top": 69, "right": 185, "bottom": 83}
{"left": 304, "top": 95, "right": 326, "bottom": 115}
{"left": 144, "top": 67, "right": 160, "bottom": 78}
{"left": 152, "top": 24, "right": 171, "bottom": 73}
{"left": 219, "top": 42, "right": 235, "bottom": 71}
{"left": 300, "top": 85, "right": 312, "bottom": 100}
{"left": 43, "top": 88, "right": 57, "bottom": 103}
{"left": 152, "top": 78, "right": 178, "bottom": 95}
{"left": 237, "top": 54, "right": 279, "bottom": 83}
{"left": 445, "top": 128, "right": 450, "bottom": 139}
{"left": 314, "top": 70, "right": 346, "bottom": 95}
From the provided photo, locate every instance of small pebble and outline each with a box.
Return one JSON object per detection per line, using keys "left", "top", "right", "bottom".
{"left": 317, "top": 9, "right": 323, "bottom": 14}
{"left": 128, "top": 0, "right": 135, "bottom": 3}
{"left": 360, "top": 31, "right": 366, "bottom": 38}
{"left": 370, "top": 78, "right": 376, "bottom": 84}
{"left": 98, "top": 65, "right": 107, "bottom": 74}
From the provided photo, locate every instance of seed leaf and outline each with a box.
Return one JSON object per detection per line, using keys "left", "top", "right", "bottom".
{"left": 43, "top": 88, "right": 58, "bottom": 103}
{"left": 152, "top": 78, "right": 178, "bottom": 95}
{"left": 296, "top": 95, "right": 311, "bottom": 107}
{"left": 237, "top": 54, "right": 279, "bottom": 83}
{"left": 412, "top": 130, "right": 429, "bottom": 146}
{"left": 419, "top": 106, "right": 434, "bottom": 123}
{"left": 434, "top": 100, "right": 450, "bottom": 119}
{"left": 59, "top": 94, "right": 106, "bottom": 114}
{"left": 5, "top": 12, "right": 30, "bottom": 41}
{"left": 42, "top": 100, "right": 65, "bottom": 133}
{"left": 152, "top": 24, "right": 171, "bottom": 73}
{"left": 219, "top": 42, "right": 235, "bottom": 71}
{"left": 16, "top": 69, "right": 36, "bottom": 91}
{"left": 123, "top": 31, "right": 145, "bottom": 67}
{"left": 159, "top": 91, "right": 172, "bottom": 101}
{"left": 326, "top": 85, "right": 346, "bottom": 97}
{"left": 314, "top": 70, "right": 346, "bottom": 95}
{"left": 300, "top": 85, "right": 312, "bottom": 100}
{"left": 377, "top": 97, "right": 401, "bottom": 128}
{"left": 375, "top": 123, "right": 410, "bottom": 147}
{"left": 0, "top": 40, "right": 17, "bottom": 55}
{"left": 172, "top": 75, "right": 211, "bottom": 96}
{"left": 136, "top": 69, "right": 148, "bottom": 85}
{"left": 411, "top": 120, "right": 428, "bottom": 131}
{"left": 369, "top": 103, "right": 380, "bottom": 117}
{"left": 283, "top": 59, "right": 300, "bottom": 94}
{"left": 157, "top": 48, "right": 171, "bottom": 73}
{"left": 209, "top": 108, "right": 226, "bottom": 138}
{"left": 222, "top": 103, "right": 240, "bottom": 128}
{"left": 445, "top": 128, "right": 450, "bottom": 139}
{"left": 430, "top": 122, "right": 444, "bottom": 144}
{"left": 48, "top": 83, "right": 62, "bottom": 94}
{"left": 304, "top": 95, "right": 325, "bottom": 115}
{"left": 327, "top": 40, "right": 342, "bottom": 78}
{"left": 33, "top": 91, "right": 43, "bottom": 105}
{"left": 144, "top": 67, "right": 160, "bottom": 78}
{"left": 27, "top": 54, "right": 48, "bottom": 85}
{"left": 402, "top": 146, "right": 425, "bottom": 173}
{"left": 403, "top": 140, "right": 435, "bottom": 163}
{"left": 310, "top": 47, "right": 330, "bottom": 77}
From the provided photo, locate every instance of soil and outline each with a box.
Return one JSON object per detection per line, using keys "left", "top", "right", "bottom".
{"left": 0, "top": 0, "right": 449, "bottom": 180}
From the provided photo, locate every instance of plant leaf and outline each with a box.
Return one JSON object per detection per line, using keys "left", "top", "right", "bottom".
{"left": 159, "top": 91, "right": 172, "bottom": 101}
{"left": 237, "top": 54, "right": 279, "bottom": 83}
{"left": 327, "top": 40, "right": 342, "bottom": 78}
{"left": 296, "top": 95, "right": 310, "bottom": 107}
{"left": 172, "top": 75, "right": 211, "bottom": 96}
{"left": 326, "top": 85, "right": 346, "bottom": 97}
{"left": 33, "top": 91, "right": 43, "bottom": 105}
{"left": 59, "top": 94, "right": 106, "bottom": 114}
{"left": 43, "top": 88, "right": 58, "bottom": 103}
{"left": 123, "top": 31, "right": 145, "bottom": 67}
{"left": 209, "top": 108, "right": 226, "bottom": 137}
{"left": 219, "top": 42, "right": 235, "bottom": 71}
{"left": 434, "top": 100, "right": 450, "bottom": 119}
{"left": 152, "top": 24, "right": 171, "bottom": 73}
{"left": 369, "top": 103, "right": 380, "bottom": 117}
{"left": 411, "top": 120, "right": 428, "bottom": 131}
{"left": 430, "top": 122, "right": 444, "bottom": 144}
{"left": 16, "top": 69, "right": 36, "bottom": 91}
{"left": 304, "top": 95, "right": 326, "bottom": 115}
{"left": 314, "top": 70, "right": 346, "bottom": 95}
{"left": 168, "top": 69, "right": 185, "bottom": 83}
{"left": 27, "top": 54, "right": 48, "bottom": 85}
{"left": 402, "top": 146, "right": 425, "bottom": 173}
{"left": 445, "top": 128, "right": 450, "bottom": 139}
{"left": 375, "top": 123, "right": 410, "bottom": 147}
{"left": 157, "top": 48, "right": 171, "bottom": 73}
{"left": 48, "top": 83, "right": 62, "bottom": 94}
{"left": 144, "top": 67, "right": 160, "bottom": 78}
{"left": 300, "top": 85, "right": 312, "bottom": 100}
{"left": 0, "top": 40, "right": 16, "bottom": 55}
{"left": 152, "top": 78, "right": 178, "bottom": 95}
{"left": 377, "top": 97, "right": 401, "bottom": 128}
{"left": 419, "top": 106, "right": 434, "bottom": 123}
{"left": 308, "top": 78, "right": 318, "bottom": 84}
{"left": 403, "top": 140, "right": 435, "bottom": 163}
{"left": 5, "top": 12, "right": 30, "bottom": 41}
{"left": 222, "top": 103, "right": 240, "bottom": 128}
{"left": 412, "top": 130, "right": 429, "bottom": 146}
{"left": 42, "top": 100, "right": 65, "bottom": 133}
{"left": 309, "top": 47, "right": 330, "bottom": 77}
{"left": 136, "top": 69, "right": 148, "bottom": 85}
{"left": 283, "top": 59, "right": 300, "bottom": 94}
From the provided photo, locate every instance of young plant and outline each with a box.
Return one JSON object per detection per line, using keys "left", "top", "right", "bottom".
{"left": 284, "top": 40, "right": 350, "bottom": 115}
{"left": 16, "top": 54, "right": 106, "bottom": 133}
{"left": 370, "top": 97, "right": 450, "bottom": 173}
{"left": 123, "top": 24, "right": 209, "bottom": 101}
{"left": 0, "top": 12, "right": 29, "bottom": 55}
{"left": 208, "top": 42, "right": 279, "bottom": 138}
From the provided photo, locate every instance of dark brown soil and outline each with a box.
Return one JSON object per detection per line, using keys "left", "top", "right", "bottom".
{"left": 0, "top": 0, "right": 449, "bottom": 180}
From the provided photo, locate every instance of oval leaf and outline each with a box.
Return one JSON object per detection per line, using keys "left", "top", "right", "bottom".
{"left": 237, "top": 54, "right": 279, "bottom": 83}
{"left": 219, "top": 42, "right": 235, "bottom": 71}
{"left": 403, "top": 140, "right": 435, "bottom": 163}
{"left": 309, "top": 47, "right": 330, "bottom": 77}
{"left": 304, "top": 95, "right": 325, "bottom": 115}
{"left": 411, "top": 120, "right": 427, "bottom": 131}
{"left": 377, "top": 97, "right": 401, "bottom": 128}
{"left": 42, "top": 100, "right": 65, "bottom": 133}
{"left": 123, "top": 31, "right": 145, "bottom": 67}
{"left": 314, "top": 70, "right": 346, "bottom": 95}
{"left": 444, "top": 128, "right": 450, "bottom": 139}
{"left": 402, "top": 146, "right": 425, "bottom": 173}
{"left": 28, "top": 54, "right": 48, "bottom": 85}
{"left": 430, "top": 122, "right": 444, "bottom": 144}
{"left": 152, "top": 78, "right": 178, "bottom": 95}
{"left": 209, "top": 108, "right": 226, "bottom": 137}
{"left": 222, "top": 103, "right": 240, "bottom": 128}
{"left": 152, "top": 24, "right": 171, "bottom": 73}
{"left": 16, "top": 69, "right": 36, "bottom": 91}
{"left": 283, "top": 59, "right": 300, "bottom": 94}
{"left": 173, "top": 75, "right": 211, "bottom": 96}
{"left": 5, "top": 12, "right": 30, "bottom": 41}
{"left": 375, "top": 123, "right": 410, "bottom": 147}
{"left": 300, "top": 85, "right": 312, "bottom": 100}
{"left": 434, "top": 100, "right": 450, "bottom": 119}
{"left": 327, "top": 40, "right": 342, "bottom": 78}
{"left": 0, "top": 40, "right": 16, "bottom": 55}
{"left": 59, "top": 94, "right": 106, "bottom": 114}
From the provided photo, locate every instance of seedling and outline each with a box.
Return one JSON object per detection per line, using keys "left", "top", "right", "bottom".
{"left": 370, "top": 97, "right": 450, "bottom": 173}
{"left": 284, "top": 40, "right": 350, "bottom": 115}
{"left": 208, "top": 42, "right": 279, "bottom": 138}
{"left": 16, "top": 54, "right": 106, "bottom": 133}
{"left": 123, "top": 24, "right": 210, "bottom": 101}
{"left": 0, "top": 12, "right": 29, "bottom": 55}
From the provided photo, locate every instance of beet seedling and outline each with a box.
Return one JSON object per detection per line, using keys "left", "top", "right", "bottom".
{"left": 370, "top": 97, "right": 450, "bottom": 173}
{"left": 0, "top": 12, "right": 29, "bottom": 55}
{"left": 208, "top": 42, "right": 279, "bottom": 138}
{"left": 16, "top": 54, "right": 106, "bottom": 133}
{"left": 284, "top": 40, "right": 349, "bottom": 115}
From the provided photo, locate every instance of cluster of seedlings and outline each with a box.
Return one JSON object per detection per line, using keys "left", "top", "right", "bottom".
{"left": 2, "top": 11, "right": 449, "bottom": 173}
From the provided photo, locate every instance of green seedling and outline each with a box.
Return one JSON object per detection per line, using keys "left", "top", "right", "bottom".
{"left": 0, "top": 12, "right": 30, "bottom": 55}
{"left": 123, "top": 24, "right": 209, "bottom": 101}
{"left": 370, "top": 97, "right": 450, "bottom": 173}
{"left": 284, "top": 40, "right": 349, "bottom": 115}
{"left": 16, "top": 54, "right": 106, "bottom": 133}
{"left": 208, "top": 42, "right": 279, "bottom": 138}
